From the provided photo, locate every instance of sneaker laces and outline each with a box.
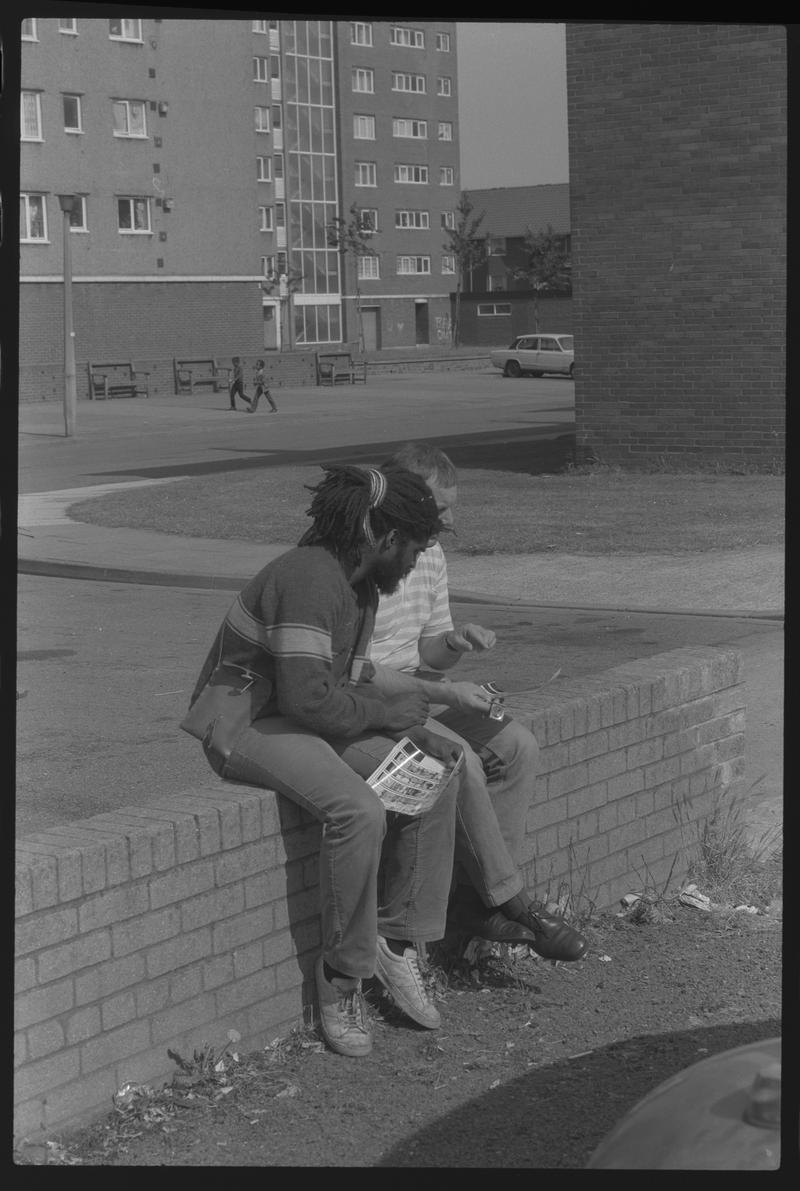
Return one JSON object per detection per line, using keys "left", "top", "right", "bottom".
{"left": 339, "top": 987, "right": 369, "bottom": 1033}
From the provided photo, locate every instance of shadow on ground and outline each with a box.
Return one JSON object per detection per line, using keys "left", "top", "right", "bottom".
{"left": 88, "top": 432, "right": 583, "bottom": 483}
{"left": 374, "top": 1019, "right": 781, "bottom": 1168}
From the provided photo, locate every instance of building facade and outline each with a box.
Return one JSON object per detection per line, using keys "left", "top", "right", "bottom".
{"left": 458, "top": 184, "right": 572, "bottom": 346}
{"left": 19, "top": 16, "right": 460, "bottom": 400}
{"left": 565, "top": 22, "right": 786, "bottom": 468}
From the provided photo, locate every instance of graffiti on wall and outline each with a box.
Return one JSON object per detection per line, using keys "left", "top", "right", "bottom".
{"left": 434, "top": 315, "right": 452, "bottom": 341}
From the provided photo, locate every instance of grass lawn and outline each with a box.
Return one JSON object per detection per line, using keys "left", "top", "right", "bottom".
{"left": 67, "top": 465, "right": 785, "bottom": 555}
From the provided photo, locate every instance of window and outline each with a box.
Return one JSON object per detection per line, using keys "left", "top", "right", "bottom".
{"left": 489, "top": 236, "right": 507, "bottom": 256}
{"left": 393, "top": 118, "right": 427, "bottom": 139}
{"left": 20, "top": 194, "right": 47, "bottom": 241}
{"left": 63, "top": 94, "right": 83, "bottom": 134}
{"left": 439, "top": 166, "right": 454, "bottom": 186}
{"left": 275, "top": 202, "right": 285, "bottom": 228}
{"left": 350, "top": 22, "right": 372, "bottom": 46}
{"left": 261, "top": 255, "right": 275, "bottom": 277}
{"left": 277, "top": 251, "right": 287, "bottom": 274}
{"left": 438, "top": 122, "right": 453, "bottom": 141}
{"left": 255, "top": 106, "right": 270, "bottom": 132}
{"left": 441, "top": 211, "right": 455, "bottom": 230}
{"left": 478, "top": 303, "right": 512, "bottom": 316}
{"left": 355, "top": 161, "right": 377, "bottom": 187}
{"left": 112, "top": 99, "right": 147, "bottom": 137}
{"left": 259, "top": 206, "right": 273, "bottom": 231}
{"left": 58, "top": 18, "right": 78, "bottom": 35}
{"left": 257, "top": 156, "right": 272, "bottom": 181}
{"left": 441, "top": 255, "right": 456, "bottom": 275}
{"left": 437, "top": 76, "right": 452, "bottom": 97}
{"left": 396, "top": 210, "right": 429, "bottom": 230}
{"left": 353, "top": 114, "right": 375, "bottom": 140}
{"left": 436, "top": 32, "right": 451, "bottom": 52}
{"left": 270, "top": 55, "right": 280, "bottom": 80}
{"left": 21, "top": 19, "right": 37, "bottom": 40}
{"left": 273, "top": 153, "right": 284, "bottom": 178}
{"left": 68, "top": 196, "right": 88, "bottom": 231}
{"left": 352, "top": 68, "right": 374, "bottom": 93}
{"left": 394, "top": 164, "right": 428, "bottom": 184}
{"left": 254, "top": 57, "right": 269, "bottom": 82}
{"left": 272, "top": 105, "right": 282, "bottom": 129}
{"left": 21, "top": 92, "right": 43, "bottom": 141}
{"left": 117, "top": 196, "right": 151, "bottom": 233}
{"left": 109, "top": 18, "right": 142, "bottom": 42}
{"left": 358, "top": 256, "right": 380, "bottom": 280}
{"left": 252, "top": 20, "right": 268, "bottom": 33}
{"left": 397, "top": 256, "right": 431, "bottom": 275}
{"left": 392, "top": 72, "right": 426, "bottom": 93}
{"left": 359, "top": 208, "right": 378, "bottom": 234}
{"left": 390, "top": 26, "right": 425, "bottom": 48}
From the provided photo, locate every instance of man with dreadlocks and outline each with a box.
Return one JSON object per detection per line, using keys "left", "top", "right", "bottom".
{"left": 184, "top": 465, "right": 461, "bottom": 1058}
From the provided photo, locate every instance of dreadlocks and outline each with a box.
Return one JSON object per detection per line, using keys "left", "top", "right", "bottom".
{"left": 299, "top": 464, "right": 442, "bottom": 564}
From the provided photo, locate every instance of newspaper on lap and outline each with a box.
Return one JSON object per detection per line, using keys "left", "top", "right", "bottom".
{"left": 366, "top": 737, "right": 463, "bottom": 816}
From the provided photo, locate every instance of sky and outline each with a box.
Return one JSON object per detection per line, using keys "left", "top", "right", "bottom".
{"left": 456, "top": 22, "right": 568, "bottom": 190}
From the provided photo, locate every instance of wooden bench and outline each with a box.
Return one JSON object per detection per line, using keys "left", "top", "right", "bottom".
{"left": 87, "top": 361, "right": 150, "bottom": 400}
{"left": 173, "top": 357, "right": 232, "bottom": 394}
{"left": 316, "top": 350, "right": 367, "bottom": 386}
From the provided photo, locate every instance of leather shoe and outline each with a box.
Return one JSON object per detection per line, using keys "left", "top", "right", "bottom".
{"left": 514, "top": 904, "right": 588, "bottom": 962}
{"left": 450, "top": 906, "right": 540, "bottom": 947}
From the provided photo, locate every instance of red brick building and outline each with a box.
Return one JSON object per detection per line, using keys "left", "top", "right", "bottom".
{"left": 565, "top": 22, "right": 786, "bottom": 468}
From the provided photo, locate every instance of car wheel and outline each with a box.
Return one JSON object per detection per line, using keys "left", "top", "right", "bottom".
{"left": 504, "top": 360, "right": 522, "bottom": 378}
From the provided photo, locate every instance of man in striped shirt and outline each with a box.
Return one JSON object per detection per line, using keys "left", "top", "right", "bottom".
{"left": 185, "top": 465, "right": 462, "bottom": 1058}
{"left": 373, "top": 443, "right": 587, "bottom": 963}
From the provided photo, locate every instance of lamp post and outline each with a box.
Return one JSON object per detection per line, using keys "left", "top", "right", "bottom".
{"left": 57, "top": 194, "right": 77, "bottom": 437}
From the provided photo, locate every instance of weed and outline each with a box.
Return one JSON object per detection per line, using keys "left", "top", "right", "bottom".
{"left": 624, "top": 853, "right": 680, "bottom": 924}
{"left": 686, "top": 784, "right": 783, "bottom": 909}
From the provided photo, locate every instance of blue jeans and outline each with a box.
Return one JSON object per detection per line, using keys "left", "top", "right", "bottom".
{"left": 208, "top": 717, "right": 459, "bottom": 979}
{"left": 428, "top": 707, "right": 540, "bottom": 908}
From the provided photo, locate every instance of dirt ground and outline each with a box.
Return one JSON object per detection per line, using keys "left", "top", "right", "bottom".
{"left": 17, "top": 877, "right": 782, "bottom": 1170}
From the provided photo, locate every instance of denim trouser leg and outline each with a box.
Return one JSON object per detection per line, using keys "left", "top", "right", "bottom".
{"left": 214, "top": 717, "right": 458, "bottom": 976}
{"left": 429, "top": 709, "right": 540, "bottom": 907}
{"left": 334, "top": 732, "right": 460, "bottom": 947}
{"left": 216, "top": 717, "right": 386, "bottom": 979}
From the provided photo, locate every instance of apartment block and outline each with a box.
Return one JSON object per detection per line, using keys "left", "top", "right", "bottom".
{"left": 19, "top": 16, "right": 460, "bottom": 401}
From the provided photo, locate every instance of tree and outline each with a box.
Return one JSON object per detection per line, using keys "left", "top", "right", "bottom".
{"left": 261, "top": 265, "right": 303, "bottom": 349}
{"left": 326, "top": 203, "right": 378, "bottom": 352}
{"left": 513, "top": 223, "right": 572, "bottom": 332}
{"left": 443, "top": 194, "right": 487, "bottom": 347}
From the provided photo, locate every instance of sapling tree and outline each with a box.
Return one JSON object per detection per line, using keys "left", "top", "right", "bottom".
{"left": 513, "top": 223, "right": 571, "bottom": 331}
{"left": 326, "top": 203, "right": 378, "bottom": 352}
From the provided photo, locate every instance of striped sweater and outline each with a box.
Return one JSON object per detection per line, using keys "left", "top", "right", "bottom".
{"left": 189, "top": 545, "right": 391, "bottom": 740}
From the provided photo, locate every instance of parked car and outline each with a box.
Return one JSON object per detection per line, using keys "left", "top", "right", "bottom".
{"left": 490, "top": 333, "right": 574, "bottom": 378}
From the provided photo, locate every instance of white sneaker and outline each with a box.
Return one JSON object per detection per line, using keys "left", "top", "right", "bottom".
{"left": 374, "top": 936, "right": 441, "bottom": 1029}
{"left": 315, "top": 955, "right": 372, "bottom": 1057}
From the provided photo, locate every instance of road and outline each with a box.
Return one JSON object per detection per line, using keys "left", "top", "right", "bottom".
{"left": 17, "top": 371, "right": 576, "bottom": 492}
{"left": 16, "top": 573, "right": 781, "bottom": 839}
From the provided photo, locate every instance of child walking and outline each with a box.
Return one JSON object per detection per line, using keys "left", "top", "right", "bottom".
{"left": 248, "top": 359, "right": 278, "bottom": 412}
{"left": 229, "top": 356, "right": 251, "bottom": 410}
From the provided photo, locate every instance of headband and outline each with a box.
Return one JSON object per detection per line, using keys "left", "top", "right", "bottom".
{"left": 362, "top": 467, "right": 387, "bottom": 546}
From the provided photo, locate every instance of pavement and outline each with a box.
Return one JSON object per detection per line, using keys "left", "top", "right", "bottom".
{"left": 15, "top": 387, "right": 785, "bottom": 852}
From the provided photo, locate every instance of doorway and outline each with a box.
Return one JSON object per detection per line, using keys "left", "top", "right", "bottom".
{"left": 415, "top": 300, "right": 429, "bottom": 346}
{"left": 361, "top": 306, "right": 381, "bottom": 352}
{"left": 263, "top": 302, "right": 278, "bottom": 350}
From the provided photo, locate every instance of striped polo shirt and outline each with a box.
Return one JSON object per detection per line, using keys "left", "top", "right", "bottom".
{"left": 371, "top": 542, "right": 454, "bottom": 673}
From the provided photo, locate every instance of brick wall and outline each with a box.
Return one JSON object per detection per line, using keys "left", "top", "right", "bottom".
{"left": 17, "top": 281, "right": 317, "bottom": 402}
{"left": 457, "top": 293, "right": 574, "bottom": 347}
{"left": 14, "top": 646, "right": 743, "bottom": 1143}
{"left": 565, "top": 23, "right": 786, "bottom": 468}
